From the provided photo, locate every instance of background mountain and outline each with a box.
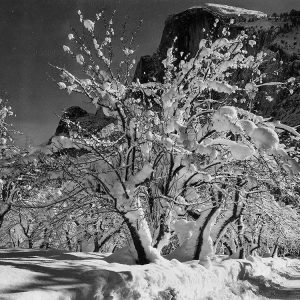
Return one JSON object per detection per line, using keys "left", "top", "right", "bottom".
{"left": 52, "top": 106, "right": 116, "bottom": 140}
{"left": 53, "top": 3, "right": 300, "bottom": 139}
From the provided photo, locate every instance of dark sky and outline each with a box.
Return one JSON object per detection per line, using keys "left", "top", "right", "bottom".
{"left": 1, "top": 0, "right": 300, "bottom": 146}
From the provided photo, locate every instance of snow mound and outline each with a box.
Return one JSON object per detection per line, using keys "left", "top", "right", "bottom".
{"left": 245, "top": 256, "right": 300, "bottom": 298}
{"left": 229, "top": 143, "right": 255, "bottom": 160}
{"left": 211, "top": 106, "right": 242, "bottom": 133}
{"left": 251, "top": 127, "right": 279, "bottom": 150}
{"left": 2, "top": 290, "right": 75, "bottom": 300}
{"left": 85, "top": 258, "right": 258, "bottom": 300}
{"left": 239, "top": 119, "right": 257, "bottom": 136}
{"left": 204, "top": 3, "right": 267, "bottom": 20}
{"left": 1, "top": 250, "right": 299, "bottom": 300}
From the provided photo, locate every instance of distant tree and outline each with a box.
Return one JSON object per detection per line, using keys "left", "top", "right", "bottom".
{"left": 0, "top": 101, "right": 21, "bottom": 229}
{"left": 271, "top": 12, "right": 278, "bottom": 21}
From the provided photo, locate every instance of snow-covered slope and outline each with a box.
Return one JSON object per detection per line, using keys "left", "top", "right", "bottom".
{"left": 204, "top": 3, "right": 267, "bottom": 20}
{"left": 0, "top": 249, "right": 300, "bottom": 300}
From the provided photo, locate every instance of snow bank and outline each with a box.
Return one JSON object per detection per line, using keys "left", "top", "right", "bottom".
{"left": 0, "top": 249, "right": 299, "bottom": 300}
{"left": 80, "top": 257, "right": 259, "bottom": 300}
{"left": 246, "top": 255, "right": 300, "bottom": 286}
{"left": 2, "top": 290, "right": 76, "bottom": 300}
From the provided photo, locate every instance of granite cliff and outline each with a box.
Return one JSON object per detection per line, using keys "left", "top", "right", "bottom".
{"left": 53, "top": 4, "right": 300, "bottom": 139}
{"left": 49, "top": 106, "right": 116, "bottom": 142}
{"left": 134, "top": 3, "right": 300, "bottom": 127}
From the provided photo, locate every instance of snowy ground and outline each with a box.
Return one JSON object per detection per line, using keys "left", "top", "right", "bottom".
{"left": 0, "top": 249, "right": 299, "bottom": 300}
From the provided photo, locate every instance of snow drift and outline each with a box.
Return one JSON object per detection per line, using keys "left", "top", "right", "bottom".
{"left": 0, "top": 249, "right": 299, "bottom": 300}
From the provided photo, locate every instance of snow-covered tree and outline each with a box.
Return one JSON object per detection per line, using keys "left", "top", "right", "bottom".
{"left": 44, "top": 11, "right": 300, "bottom": 264}
{"left": 0, "top": 99, "right": 20, "bottom": 229}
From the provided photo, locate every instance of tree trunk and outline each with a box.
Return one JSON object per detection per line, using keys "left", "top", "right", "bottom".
{"left": 40, "top": 228, "right": 50, "bottom": 249}
{"left": 97, "top": 225, "right": 123, "bottom": 252}
{"left": 237, "top": 215, "right": 245, "bottom": 259}
{"left": 153, "top": 210, "right": 172, "bottom": 253}
{"left": 76, "top": 239, "right": 83, "bottom": 252}
{"left": 121, "top": 196, "right": 161, "bottom": 265}
{"left": 223, "top": 241, "right": 233, "bottom": 256}
{"left": 123, "top": 216, "right": 151, "bottom": 264}
{"left": 28, "top": 238, "right": 33, "bottom": 249}
{"left": 212, "top": 211, "right": 238, "bottom": 249}
{"left": 250, "top": 226, "right": 263, "bottom": 255}
{"left": 19, "top": 220, "right": 34, "bottom": 250}
{"left": 168, "top": 208, "right": 211, "bottom": 261}
{"left": 194, "top": 207, "right": 220, "bottom": 261}
{"left": 65, "top": 230, "right": 72, "bottom": 251}
{"left": 0, "top": 204, "right": 11, "bottom": 229}
{"left": 271, "top": 237, "right": 280, "bottom": 258}
{"left": 0, "top": 181, "right": 18, "bottom": 229}
{"left": 212, "top": 183, "right": 245, "bottom": 250}
{"left": 168, "top": 207, "right": 220, "bottom": 262}
{"left": 9, "top": 230, "right": 16, "bottom": 248}
{"left": 271, "top": 244, "right": 279, "bottom": 258}
{"left": 93, "top": 231, "right": 100, "bottom": 252}
{"left": 124, "top": 216, "right": 148, "bottom": 264}
{"left": 74, "top": 220, "right": 85, "bottom": 252}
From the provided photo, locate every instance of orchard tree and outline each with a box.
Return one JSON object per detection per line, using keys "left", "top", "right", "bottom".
{"left": 0, "top": 99, "right": 60, "bottom": 247}
{"left": 37, "top": 11, "right": 300, "bottom": 264}
{"left": 0, "top": 100, "right": 21, "bottom": 229}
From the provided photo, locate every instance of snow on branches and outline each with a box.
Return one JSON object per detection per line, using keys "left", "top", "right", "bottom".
{"left": 45, "top": 11, "right": 300, "bottom": 264}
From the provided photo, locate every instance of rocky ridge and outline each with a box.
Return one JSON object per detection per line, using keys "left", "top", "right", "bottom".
{"left": 48, "top": 106, "right": 116, "bottom": 143}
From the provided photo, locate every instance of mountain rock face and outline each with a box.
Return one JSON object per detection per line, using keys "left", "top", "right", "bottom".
{"left": 55, "top": 106, "right": 89, "bottom": 137}
{"left": 52, "top": 106, "right": 116, "bottom": 141}
{"left": 44, "top": 106, "right": 117, "bottom": 156}
{"left": 52, "top": 4, "right": 300, "bottom": 139}
{"left": 134, "top": 3, "right": 300, "bottom": 127}
{"left": 134, "top": 5, "right": 263, "bottom": 83}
